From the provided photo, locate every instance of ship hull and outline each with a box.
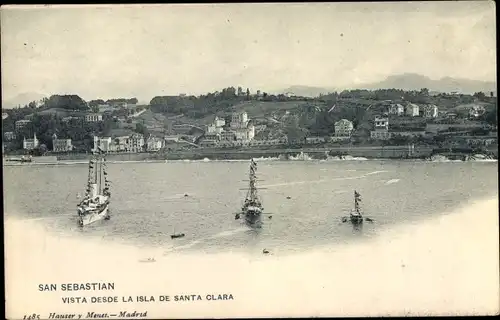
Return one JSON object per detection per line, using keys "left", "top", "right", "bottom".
{"left": 243, "top": 209, "right": 262, "bottom": 227}
{"left": 349, "top": 215, "right": 363, "bottom": 225}
{"left": 77, "top": 203, "right": 110, "bottom": 227}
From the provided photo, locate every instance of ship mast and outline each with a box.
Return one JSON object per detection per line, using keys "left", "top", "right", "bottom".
{"left": 94, "top": 151, "right": 98, "bottom": 187}
{"left": 354, "top": 190, "right": 362, "bottom": 216}
{"left": 247, "top": 159, "right": 259, "bottom": 203}
{"left": 99, "top": 153, "right": 102, "bottom": 194}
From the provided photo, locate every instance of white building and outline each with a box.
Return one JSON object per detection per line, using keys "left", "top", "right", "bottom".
{"left": 52, "top": 134, "right": 73, "bottom": 152}
{"left": 374, "top": 116, "right": 389, "bottom": 130}
{"left": 234, "top": 124, "right": 255, "bottom": 141}
{"left": 62, "top": 116, "right": 80, "bottom": 123}
{"left": 2, "top": 112, "right": 8, "bottom": 120}
{"left": 110, "top": 136, "right": 129, "bottom": 152}
{"left": 127, "top": 134, "right": 145, "bottom": 153}
{"left": 370, "top": 131, "right": 392, "bottom": 140}
{"left": 85, "top": 113, "right": 103, "bottom": 122}
{"left": 146, "top": 135, "right": 163, "bottom": 152}
{"left": 370, "top": 116, "right": 391, "bottom": 140}
{"left": 4, "top": 131, "right": 16, "bottom": 141}
{"left": 230, "top": 112, "right": 249, "bottom": 129}
{"left": 214, "top": 116, "right": 225, "bottom": 128}
{"left": 388, "top": 104, "right": 404, "bottom": 116}
{"left": 15, "top": 120, "right": 31, "bottom": 131}
{"left": 468, "top": 105, "right": 486, "bottom": 118}
{"left": 405, "top": 103, "right": 420, "bottom": 117}
{"left": 97, "top": 135, "right": 144, "bottom": 153}
{"left": 424, "top": 104, "right": 439, "bottom": 118}
{"left": 306, "top": 136, "right": 327, "bottom": 144}
{"left": 23, "top": 133, "right": 39, "bottom": 150}
{"left": 228, "top": 112, "right": 255, "bottom": 142}
{"left": 93, "top": 136, "right": 113, "bottom": 152}
{"left": 334, "top": 119, "right": 354, "bottom": 137}
{"left": 207, "top": 116, "right": 226, "bottom": 134}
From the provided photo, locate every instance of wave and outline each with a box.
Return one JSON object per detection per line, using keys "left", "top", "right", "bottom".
{"left": 261, "top": 170, "right": 388, "bottom": 188}
{"left": 165, "top": 156, "right": 281, "bottom": 163}
{"left": 288, "top": 152, "right": 314, "bottom": 161}
{"left": 326, "top": 155, "right": 369, "bottom": 161}
{"left": 385, "top": 179, "right": 400, "bottom": 185}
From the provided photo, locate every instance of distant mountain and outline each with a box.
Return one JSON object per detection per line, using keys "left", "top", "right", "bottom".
{"left": 2, "top": 92, "right": 47, "bottom": 109}
{"left": 277, "top": 85, "right": 337, "bottom": 97}
{"left": 279, "top": 73, "right": 496, "bottom": 97}
{"left": 353, "top": 73, "right": 496, "bottom": 95}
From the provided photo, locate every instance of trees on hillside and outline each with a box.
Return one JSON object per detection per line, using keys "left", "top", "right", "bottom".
{"left": 44, "top": 95, "right": 88, "bottom": 110}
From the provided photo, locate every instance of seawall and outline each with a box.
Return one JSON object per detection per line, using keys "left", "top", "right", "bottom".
{"left": 55, "top": 146, "right": 434, "bottom": 162}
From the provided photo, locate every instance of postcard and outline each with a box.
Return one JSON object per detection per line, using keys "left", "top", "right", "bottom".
{"left": 2, "top": 2, "right": 499, "bottom": 319}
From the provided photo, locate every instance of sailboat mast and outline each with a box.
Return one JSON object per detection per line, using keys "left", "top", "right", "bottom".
{"left": 354, "top": 190, "right": 361, "bottom": 215}
{"left": 249, "top": 159, "right": 258, "bottom": 201}
{"left": 99, "top": 155, "right": 102, "bottom": 194}
{"left": 94, "top": 153, "right": 98, "bottom": 185}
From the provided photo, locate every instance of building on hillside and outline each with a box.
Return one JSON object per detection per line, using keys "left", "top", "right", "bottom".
{"left": 172, "top": 124, "right": 194, "bottom": 135}
{"left": 52, "top": 133, "right": 73, "bottom": 152}
{"left": 374, "top": 116, "right": 389, "bottom": 130}
{"left": 334, "top": 119, "right": 354, "bottom": 137}
{"left": 62, "top": 116, "right": 81, "bottom": 123}
{"left": 127, "top": 133, "right": 145, "bottom": 153}
{"left": 468, "top": 105, "right": 486, "bottom": 118}
{"left": 405, "top": 103, "right": 420, "bottom": 117}
{"left": 110, "top": 136, "right": 129, "bottom": 152}
{"left": 23, "top": 133, "right": 39, "bottom": 150}
{"left": 229, "top": 112, "right": 255, "bottom": 142}
{"left": 2, "top": 112, "right": 8, "bottom": 120}
{"left": 85, "top": 113, "right": 103, "bottom": 122}
{"left": 146, "top": 135, "right": 164, "bottom": 152}
{"left": 390, "top": 131, "right": 426, "bottom": 138}
{"left": 445, "top": 112, "right": 458, "bottom": 120}
{"left": 4, "top": 131, "right": 16, "bottom": 141}
{"left": 370, "top": 116, "right": 392, "bottom": 140}
{"left": 93, "top": 136, "right": 113, "bottom": 152}
{"left": 305, "top": 136, "right": 327, "bottom": 144}
{"left": 97, "top": 104, "right": 113, "bottom": 112}
{"left": 230, "top": 112, "right": 249, "bottom": 129}
{"left": 207, "top": 116, "right": 226, "bottom": 134}
{"left": 388, "top": 104, "right": 405, "bottom": 116}
{"left": 221, "top": 130, "right": 237, "bottom": 141}
{"left": 424, "top": 104, "right": 439, "bottom": 118}
{"left": 15, "top": 120, "right": 32, "bottom": 131}
{"left": 235, "top": 124, "right": 255, "bottom": 141}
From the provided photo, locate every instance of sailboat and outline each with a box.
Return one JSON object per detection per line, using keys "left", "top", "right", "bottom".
{"left": 170, "top": 226, "right": 185, "bottom": 239}
{"left": 76, "top": 148, "right": 111, "bottom": 227}
{"left": 237, "top": 158, "right": 264, "bottom": 226}
{"left": 341, "top": 190, "right": 373, "bottom": 224}
{"left": 350, "top": 190, "right": 364, "bottom": 224}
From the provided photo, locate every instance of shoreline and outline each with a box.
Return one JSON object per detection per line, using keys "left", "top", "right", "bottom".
{"left": 3, "top": 157, "right": 498, "bottom": 166}
{"left": 3, "top": 144, "right": 497, "bottom": 164}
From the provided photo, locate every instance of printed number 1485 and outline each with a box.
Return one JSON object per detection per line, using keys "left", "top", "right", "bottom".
{"left": 24, "top": 314, "right": 40, "bottom": 320}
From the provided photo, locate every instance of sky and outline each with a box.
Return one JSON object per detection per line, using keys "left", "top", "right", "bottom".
{"left": 1, "top": 2, "right": 496, "bottom": 103}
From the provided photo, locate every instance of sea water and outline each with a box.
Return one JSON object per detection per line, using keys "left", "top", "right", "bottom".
{"left": 3, "top": 160, "right": 499, "bottom": 317}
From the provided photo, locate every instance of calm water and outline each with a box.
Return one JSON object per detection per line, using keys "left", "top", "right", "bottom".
{"left": 3, "top": 159, "right": 498, "bottom": 255}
